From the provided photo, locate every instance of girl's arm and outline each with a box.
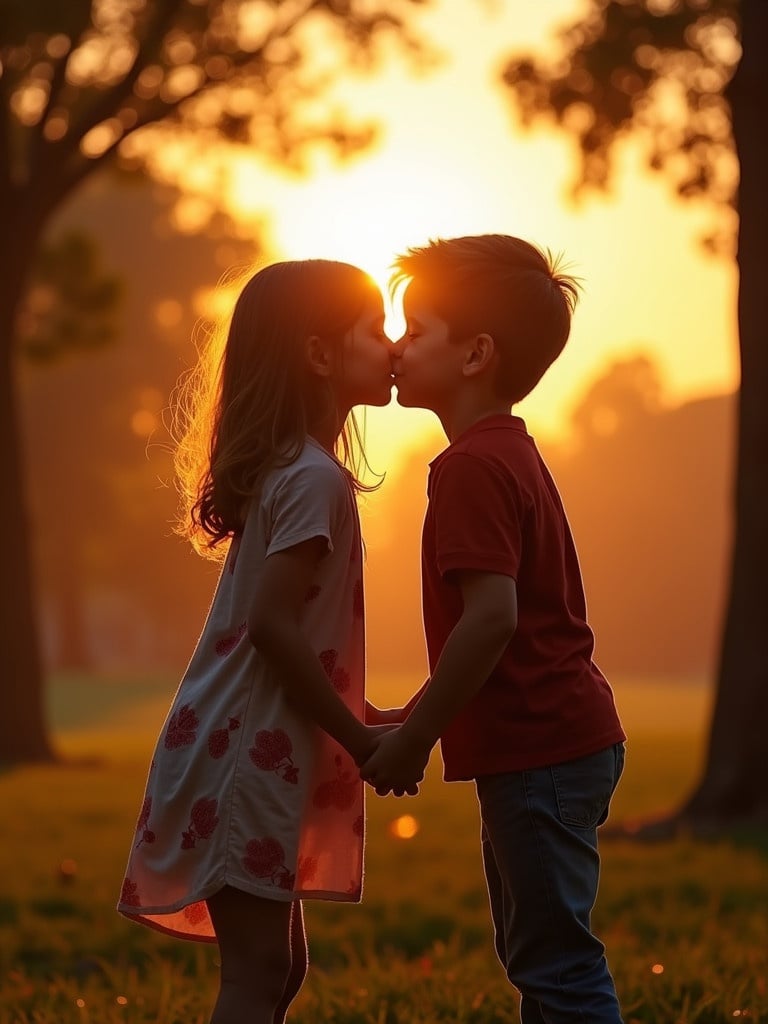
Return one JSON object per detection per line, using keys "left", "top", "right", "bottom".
{"left": 248, "top": 536, "right": 375, "bottom": 766}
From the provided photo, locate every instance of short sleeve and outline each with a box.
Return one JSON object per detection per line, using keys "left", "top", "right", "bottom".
{"left": 430, "top": 452, "right": 526, "bottom": 579}
{"left": 264, "top": 459, "right": 347, "bottom": 558}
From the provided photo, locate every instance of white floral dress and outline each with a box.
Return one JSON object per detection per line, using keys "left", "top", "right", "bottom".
{"left": 118, "top": 439, "right": 366, "bottom": 942}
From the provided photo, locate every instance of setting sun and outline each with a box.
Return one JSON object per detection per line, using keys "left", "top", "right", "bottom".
{"left": 230, "top": 152, "right": 495, "bottom": 335}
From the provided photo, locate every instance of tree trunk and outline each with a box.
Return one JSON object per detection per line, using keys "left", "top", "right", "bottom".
{"left": 680, "top": 0, "right": 768, "bottom": 825}
{"left": 0, "top": 221, "right": 55, "bottom": 764}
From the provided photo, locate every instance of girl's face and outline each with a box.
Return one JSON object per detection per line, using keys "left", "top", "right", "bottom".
{"left": 335, "top": 294, "right": 394, "bottom": 410}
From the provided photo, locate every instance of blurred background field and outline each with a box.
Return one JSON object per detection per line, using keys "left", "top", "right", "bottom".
{"left": 2, "top": 672, "right": 766, "bottom": 1023}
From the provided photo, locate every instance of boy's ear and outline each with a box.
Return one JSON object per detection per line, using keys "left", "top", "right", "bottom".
{"left": 305, "top": 334, "right": 333, "bottom": 377}
{"left": 463, "top": 333, "right": 496, "bottom": 378}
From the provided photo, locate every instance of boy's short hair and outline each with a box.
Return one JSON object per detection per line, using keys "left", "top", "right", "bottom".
{"left": 391, "top": 234, "right": 579, "bottom": 403}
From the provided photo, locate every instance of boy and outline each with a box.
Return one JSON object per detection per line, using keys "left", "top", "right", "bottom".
{"left": 361, "top": 235, "right": 626, "bottom": 1023}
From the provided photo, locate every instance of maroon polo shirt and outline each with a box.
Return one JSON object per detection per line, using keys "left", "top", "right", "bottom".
{"left": 422, "top": 414, "right": 625, "bottom": 780}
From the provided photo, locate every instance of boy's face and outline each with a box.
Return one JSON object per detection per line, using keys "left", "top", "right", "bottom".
{"left": 391, "top": 285, "right": 467, "bottom": 412}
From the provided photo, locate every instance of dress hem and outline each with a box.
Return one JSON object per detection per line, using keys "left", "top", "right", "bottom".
{"left": 117, "top": 875, "right": 362, "bottom": 941}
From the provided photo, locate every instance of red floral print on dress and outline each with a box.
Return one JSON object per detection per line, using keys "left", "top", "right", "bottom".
{"left": 135, "top": 796, "right": 156, "bottom": 847}
{"left": 248, "top": 729, "right": 298, "bottom": 784}
{"left": 181, "top": 797, "right": 220, "bottom": 850}
{"left": 313, "top": 753, "right": 358, "bottom": 811}
{"left": 184, "top": 901, "right": 208, "bottom": 926}
{"left": 215, "top": 621, "right": 247, "bottom": 657}
{"left": 120, "top": 878, "right": 140, "bottom": 907}
{"left": 243, "top": 837, "right": 295, "bottom": 890}
{"left": 164, "top": 704, "right": 199, "bottom": 750}
{"left": 297, "top": 854, "right": 318, "bottom": 887}
{"left": 353, "top": 579, "right": 364, "bottom": 619}
{"left": 319, "top": 649, "right": 350, "bottom": 694}
{"left": 304, "top": 584, "right": 321, "bottom": 603}
{"left": 208, "top": 716, "right": 241, "bottom": 759}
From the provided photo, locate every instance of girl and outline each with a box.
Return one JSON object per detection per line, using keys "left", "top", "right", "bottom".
{"left": 118, "top": 260, "right": 396, "bottom": 1024}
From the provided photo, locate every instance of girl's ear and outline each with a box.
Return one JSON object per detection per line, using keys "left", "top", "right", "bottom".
{"left": 305, "top": 335, "right": 334, "bottom": 377}
{"left": 463, "top": 333, "right": 496, "bottom": 378}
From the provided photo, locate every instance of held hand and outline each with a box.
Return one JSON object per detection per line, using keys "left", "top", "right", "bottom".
{"left": 351, "top": 722, "right": 399, "bottom": 768}
{"left": 359, "top": 727, "right": 429, "bottom": 797}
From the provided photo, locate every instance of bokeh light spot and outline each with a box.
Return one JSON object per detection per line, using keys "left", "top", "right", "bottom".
{"left": 154, "top": 299, "right": 183, "bottom": 329}
{"left": 131, "top": 409, "right": 159, "bottom": 437}
{"left": 390, "top": 814, "right": 419, "bottom": 839}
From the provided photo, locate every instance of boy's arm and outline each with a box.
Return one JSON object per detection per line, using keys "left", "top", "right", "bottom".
{"left": 361, "top": 571, "right": 517, "bottom": 793}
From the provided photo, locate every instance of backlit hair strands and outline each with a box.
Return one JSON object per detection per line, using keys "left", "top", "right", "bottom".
{"left": 172, "top": 260, "right": 380, "bottom": 559}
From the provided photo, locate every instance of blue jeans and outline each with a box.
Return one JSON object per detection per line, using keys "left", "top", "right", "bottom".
{"left": 476, "top": 743, "right": 625, "bottom": 1024}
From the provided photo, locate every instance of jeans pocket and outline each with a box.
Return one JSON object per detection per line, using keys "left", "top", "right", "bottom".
{"left": 551, "top": 745, "right": 621, "bottom": 829}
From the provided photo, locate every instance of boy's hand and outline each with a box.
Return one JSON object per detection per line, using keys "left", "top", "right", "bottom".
{"left": 359, "top": 727, "right": 429, "bottom": 797}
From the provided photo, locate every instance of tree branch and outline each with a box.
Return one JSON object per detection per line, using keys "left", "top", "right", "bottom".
{"left": 58, "top": 0, "right": 189, "bottom": 164}
{"left": 50, "top": 0, "right": 322, "bottom": 201}
{"left": 40, "top": 53, "right": 73, "bottom": 131}
{"left": 28, "top": 52, "right": 76, "bottom": 173}
{"left": 20, "top": 0, "right": 415, "bottom": 229}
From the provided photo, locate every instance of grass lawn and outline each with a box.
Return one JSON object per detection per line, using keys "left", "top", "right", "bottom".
{"left": 0, "top": 673, "right": 765, "bottom": 1023}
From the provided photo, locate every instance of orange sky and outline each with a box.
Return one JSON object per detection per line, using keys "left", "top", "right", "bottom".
{"left": 147, "top": 0, "right": 739, "bottom": 472}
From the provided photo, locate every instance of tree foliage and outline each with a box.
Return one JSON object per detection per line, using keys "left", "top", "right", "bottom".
{"left": 0, "top": 0, "right": 428, "bottom": 320}
{"left": 18, "top": 231, "right": 122, "bottom": 361}
{"left": 502, "top": 0, "right": 739, "bottom": 238}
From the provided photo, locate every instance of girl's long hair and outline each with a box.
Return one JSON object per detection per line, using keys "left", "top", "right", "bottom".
{"left": 173, "top": 259, "right": 379, "bottom": 559}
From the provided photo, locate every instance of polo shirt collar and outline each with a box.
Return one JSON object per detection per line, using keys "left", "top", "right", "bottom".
{"left": 430, "top": 413, "right": 529, "bottom": 468}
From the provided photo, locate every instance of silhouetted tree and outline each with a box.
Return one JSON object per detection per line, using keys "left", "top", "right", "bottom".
{"left": 570, "top": 354, "right": 663, "bottom": 439}
{"left": 502, "top": 0, "right": 767, "bottom": 829}
{"left": 551, "top": 357, "right": 732, "bottom": 678}
{"left": 0, "top": 0, "right": 427, "bottom": 764}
